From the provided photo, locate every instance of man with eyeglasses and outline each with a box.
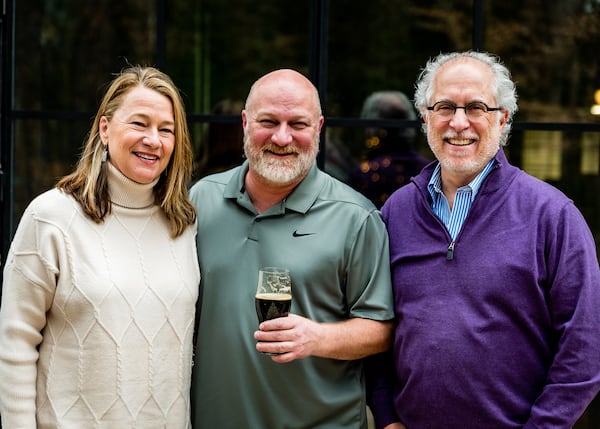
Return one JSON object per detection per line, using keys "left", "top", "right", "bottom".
{"left": 367, "top": 51, "right": 600, "bottom": 429}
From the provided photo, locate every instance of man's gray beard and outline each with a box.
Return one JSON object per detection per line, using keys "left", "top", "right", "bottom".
{"left": 244, "top": 139, "right": 319, "bottom": 186}
{"left": 255, "top": 157, "right": 312, "bottom": 185}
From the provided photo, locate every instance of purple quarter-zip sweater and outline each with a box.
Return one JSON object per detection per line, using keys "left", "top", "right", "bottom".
{"left": 369, "top": 148, "right": 600, "bottom": 429}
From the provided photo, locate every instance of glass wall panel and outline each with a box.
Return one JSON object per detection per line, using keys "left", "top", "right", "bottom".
{"left": 581, "top": 132, "right": 600, "bottom": 175}
{"left": 167, "top": 0, "right": 311, "bottom": 116}
{"left": 328, "top": 0, "right": 474, "bottom": 120}
{"left": 12, "top": 119, "right": 90, "bottom": 222}
{"left": 520, "top": 131, "right": 564, "bottom": 181}
{"left": 486, "top": 0, "right": 600, "bottom": 123}
{"left": 15, "top": 0, "right": 158, "bottom": 112}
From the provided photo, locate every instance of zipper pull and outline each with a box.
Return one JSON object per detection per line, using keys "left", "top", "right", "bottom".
{"left": 447, "top": 241, "right": 455, "bottom": 260}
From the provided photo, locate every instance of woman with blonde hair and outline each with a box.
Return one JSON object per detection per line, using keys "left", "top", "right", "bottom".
{"left": 0, "top": 65, "right": 200, "bottom": 428}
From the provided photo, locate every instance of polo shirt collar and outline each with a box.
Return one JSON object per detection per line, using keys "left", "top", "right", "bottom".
{"left": 284, "top": 163, "right": 321, "bottom": 214}
{"left": 223, "top": 161, "right": 248, "bottom": 199}
{"left": 223, "top": 160, "right": 320, "bottom": 215}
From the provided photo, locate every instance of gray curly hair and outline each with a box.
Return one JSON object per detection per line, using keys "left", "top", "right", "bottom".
{"left": 414, "top": 51, "right": 518, "bottom": 146}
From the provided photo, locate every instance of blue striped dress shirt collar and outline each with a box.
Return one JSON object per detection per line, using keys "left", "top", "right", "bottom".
{"left": 427, "top": 159, "right": 495, "bottom": 240}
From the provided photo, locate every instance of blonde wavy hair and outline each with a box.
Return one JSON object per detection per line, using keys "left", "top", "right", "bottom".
{"left": 57, "top": 65, "right": 196, "bottom": 237}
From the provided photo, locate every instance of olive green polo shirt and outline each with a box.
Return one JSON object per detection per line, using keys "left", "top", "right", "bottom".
{"left": 190, "top": 161, "right": 394, "bottom": 429}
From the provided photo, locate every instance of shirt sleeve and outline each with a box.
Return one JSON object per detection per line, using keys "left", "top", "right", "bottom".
{"left": 345, "top": 209, "right": 394, "bottom": 321}
{"left": 0, "top": 204, "right": 58, "bottom": 427}
{"left": 524, "top": 202, "right": 600, "bottom": 428}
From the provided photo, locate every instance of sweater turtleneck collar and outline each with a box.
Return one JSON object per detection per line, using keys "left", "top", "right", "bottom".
{"left": 107, "top": 162, "right": 159, "bottom": 209}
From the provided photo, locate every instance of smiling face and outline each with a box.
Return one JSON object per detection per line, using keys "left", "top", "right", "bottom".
{"left": 242, "top": 70, "right": 324, "bottom": 189}
{"left": 99, "top": 85, "right": 175, "bottom": 184}
{"left": 424, "top": 57, "right": 509, "bottom": 186}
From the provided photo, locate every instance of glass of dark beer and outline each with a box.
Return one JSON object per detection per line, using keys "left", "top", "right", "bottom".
{"left": 255, "top": 267, "right": 292, "bottom": 324}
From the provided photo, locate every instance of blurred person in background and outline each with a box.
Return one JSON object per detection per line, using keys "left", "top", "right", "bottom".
{"left": 193, "top": 98, "right": 245, "bottom": 181}
{"left": 350, "top": 90, "right": 431, "bottom": 207}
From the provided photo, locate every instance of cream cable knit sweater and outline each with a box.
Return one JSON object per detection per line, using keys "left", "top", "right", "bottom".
{"left": 0, "top": 163, "right": 200, "bottom": 429}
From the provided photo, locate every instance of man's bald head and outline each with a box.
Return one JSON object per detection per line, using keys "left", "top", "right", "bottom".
{"left": 244, "top": 69, "right": 322, "bottom": 117}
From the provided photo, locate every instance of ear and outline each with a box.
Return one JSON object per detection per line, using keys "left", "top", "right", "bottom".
{"left": 421, "top": 108, "right": 429, "bottom": 126}
{"left": 99, "top": 116, "right": 109, "bottom": 145}
{"left": 498, "top": 109, "right": 509, "bottom": 129}
{"left": 241, "top": 110, "right": 248, "bottom": 129}
{"left": 317, "top": 115, "right": 325, "bottom": 133}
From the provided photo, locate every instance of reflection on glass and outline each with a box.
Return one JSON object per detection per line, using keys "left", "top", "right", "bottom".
{"left": 522, "top": 131, "right": 562, "bottom": 181}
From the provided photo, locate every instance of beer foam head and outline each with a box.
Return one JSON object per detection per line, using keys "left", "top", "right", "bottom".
{"left": 256, "top": 293, "right": 292, "bottom": 301}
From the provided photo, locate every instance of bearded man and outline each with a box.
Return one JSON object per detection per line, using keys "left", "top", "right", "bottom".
{"left": 189, "top": 69, "right": 394, "bottom": 429}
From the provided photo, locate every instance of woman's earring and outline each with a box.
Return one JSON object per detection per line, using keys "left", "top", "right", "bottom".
{"left": 102, "top": 146, "right": 108, "bottom": 162}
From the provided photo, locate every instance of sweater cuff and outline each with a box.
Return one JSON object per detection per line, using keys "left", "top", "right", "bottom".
{"left": 369, "top": 392, "right": 399, "bottom": 429}
{"left": 365, "top": 351, "right": 400, "bottom": 428}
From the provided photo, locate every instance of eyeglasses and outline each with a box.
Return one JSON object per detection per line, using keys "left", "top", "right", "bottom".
{"left": 427, "top": 101, "right": 503, "bottom": 120}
